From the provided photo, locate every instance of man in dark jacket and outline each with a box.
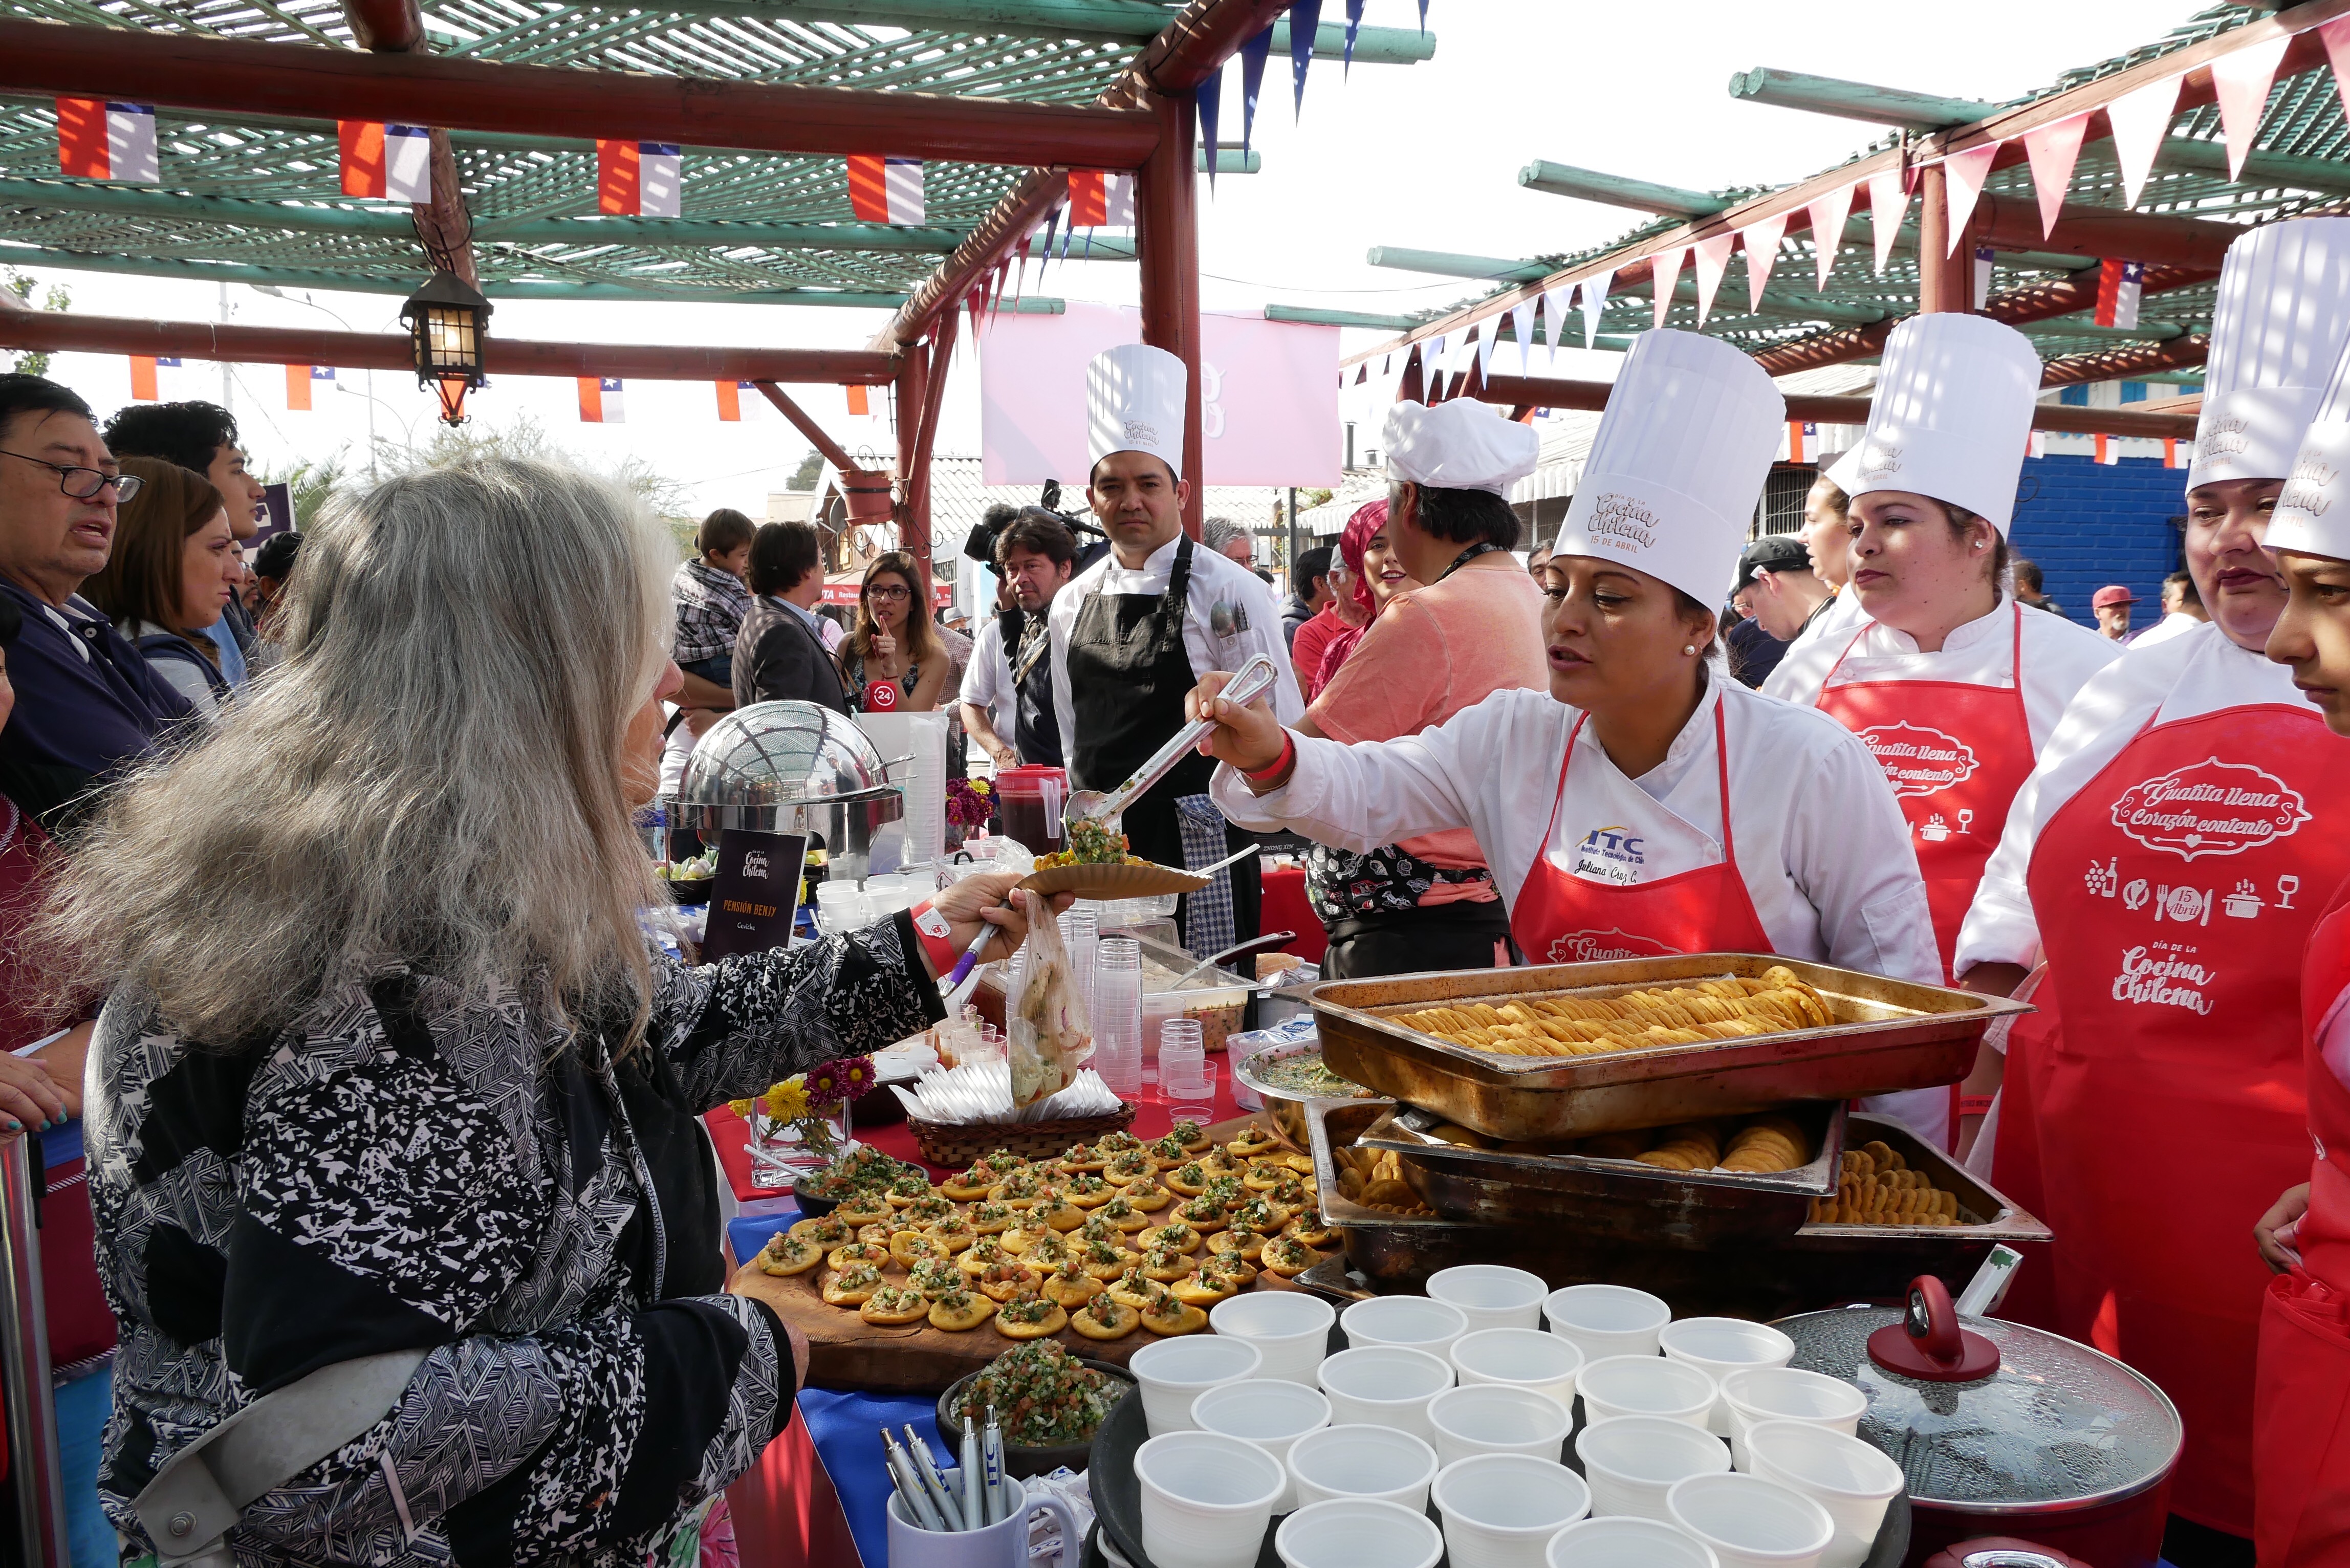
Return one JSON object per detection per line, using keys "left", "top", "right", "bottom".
{"left": 1282, "top": 545, "right": 1333, "bottom": 652}
{"left": 731, "top": 521, "right": 850, "bottom": 715}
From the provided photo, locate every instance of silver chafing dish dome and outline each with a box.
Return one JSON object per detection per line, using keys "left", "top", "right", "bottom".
{"left": 672, "top": 702, "right": 903, "bottom": 878}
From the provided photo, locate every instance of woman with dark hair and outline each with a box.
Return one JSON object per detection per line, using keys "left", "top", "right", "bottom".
{"left": 81, "top": 455, "right": 243, "bottom": 715}
{"left": 733, "top": 520, "right": 850, "bottom": 714}
{"left": 1192, "top": 331, "right": 1939, "bottom": 1043}
{"left": 844, "top": 549, "right": 946, "bottom": 711}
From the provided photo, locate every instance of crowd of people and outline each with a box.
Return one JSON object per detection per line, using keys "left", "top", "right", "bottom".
{"left": 9, "top": 210, "right": 2350, "bottom": 1566}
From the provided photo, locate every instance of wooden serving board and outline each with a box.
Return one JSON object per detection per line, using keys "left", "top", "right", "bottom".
{"left": 728, "top": 1113, "right": 1322, "bottom": 1393}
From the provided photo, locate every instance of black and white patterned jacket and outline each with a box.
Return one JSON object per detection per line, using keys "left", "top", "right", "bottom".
{"left": 88, "top": 915, "right": 944, "bottom": 1566}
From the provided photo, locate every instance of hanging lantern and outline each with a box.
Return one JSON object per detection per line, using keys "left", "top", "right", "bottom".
{"left": 399, "top": 270, "right": 491, "bottom": 425}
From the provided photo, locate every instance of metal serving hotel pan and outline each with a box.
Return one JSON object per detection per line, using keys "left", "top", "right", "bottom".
{"left": 1310, "top": 952, "right": 2031, "bottom": 1142}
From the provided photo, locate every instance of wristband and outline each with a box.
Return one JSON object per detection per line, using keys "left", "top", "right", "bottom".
{"left": 1241, "top": 731, "right": 1297, "bottom": 786}
{"left": 908, "top": 899, "right": 963, "bottom": 976}
{"left": 1958, "top": 1095, "right": 1995, "bottom": 1118}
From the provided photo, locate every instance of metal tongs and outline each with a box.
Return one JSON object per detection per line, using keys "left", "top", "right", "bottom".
{"left": 1061, "top": 654, "right": 1281, "bottom": 840}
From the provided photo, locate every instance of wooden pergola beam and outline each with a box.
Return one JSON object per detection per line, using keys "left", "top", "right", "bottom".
{"left": 1476, "top": 372, "right": 2198, "bottom": 438}
{"left": 753, "top": 382, "right": 863, "bottom": 469}
{"left": 0, "top": 310, "right": 898, "bottom": 382}
{"left": 2037, "top": 335, "right": 2212, "bottom": 389}
{"left": 0, "top": 18, "right": 1161, "bottom": 168}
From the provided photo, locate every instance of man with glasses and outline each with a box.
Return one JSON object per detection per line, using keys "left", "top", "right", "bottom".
{"left": 0, "top": 375, "right": 189, "bottom": 827}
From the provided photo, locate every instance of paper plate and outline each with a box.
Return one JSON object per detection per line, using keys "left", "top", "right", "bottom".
{"left": 1018, "top": 860, "right": 1210, "bottom": 900}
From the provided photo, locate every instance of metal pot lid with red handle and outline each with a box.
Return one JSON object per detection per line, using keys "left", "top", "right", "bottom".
{"left": 1772, "top": 1276, "right": 2182, "bottom": 1517}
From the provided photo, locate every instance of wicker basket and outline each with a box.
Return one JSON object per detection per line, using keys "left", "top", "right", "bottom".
{"left": 906, "top": 1104, "right": 1138, "bottom": 1169}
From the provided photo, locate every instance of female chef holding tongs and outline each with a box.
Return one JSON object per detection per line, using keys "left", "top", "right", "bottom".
{"left": 1189, "top": 329, "right": 1950, "bottom": 1141}
{"left": 1953, "top": 217, "right": 2350, "bottom": 1547}
{"left": 1766, "top": 315, "right": 2122, "bottom": 1146}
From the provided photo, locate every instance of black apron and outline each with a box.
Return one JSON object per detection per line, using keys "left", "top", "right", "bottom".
{"left": 1065, "top": 534, "right": 1211, "bottom": 872}
{"left": 1010, "top": 614, "right": 1063, "bottom": 768}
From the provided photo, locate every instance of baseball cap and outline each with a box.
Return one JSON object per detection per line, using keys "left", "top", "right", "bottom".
{"left": 1736, "top": 534, "right": 1812, "bottom": 588}
{"left": 2091, "top": 584, "right": 2137, "bottom": 609}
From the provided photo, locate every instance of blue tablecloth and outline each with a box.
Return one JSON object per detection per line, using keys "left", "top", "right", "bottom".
{"left": 731, "top": 1211, "right": 932, "bottom": 1568}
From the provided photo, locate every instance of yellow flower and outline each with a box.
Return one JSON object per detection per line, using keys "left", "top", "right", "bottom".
{"left": 765, "top": 1078, "right": 812, "bottom": 1123}
{"left": 727, "top": 1098, "right": 756, "bottom": 1119}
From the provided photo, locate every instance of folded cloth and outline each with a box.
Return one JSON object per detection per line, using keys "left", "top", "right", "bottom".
{"left": 1176, "top": 794, "right": 1235, "bottom": 957}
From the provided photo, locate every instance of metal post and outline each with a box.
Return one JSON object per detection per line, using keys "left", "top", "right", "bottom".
{"left": 1287, "top": 487, "right": 1298, "bottom": 576}
{"left": 1915, "top": 163, "right": 1973, "bottom": 315}
{"left": 1, "top": 1137, "right": 67, "bottom": 1568}
{"left": 1136, "top": 88, "right": 1203, "bottom": 540}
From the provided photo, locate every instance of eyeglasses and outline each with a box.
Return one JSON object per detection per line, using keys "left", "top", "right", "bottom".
{"left": 866, "top": 583, "right": 911, "bottom": 601}
{"left": 0, "top": 450, "right": 143, "bottom": 503}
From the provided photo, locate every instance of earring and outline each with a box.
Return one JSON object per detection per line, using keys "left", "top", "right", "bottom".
{"left": 1682, "top": 644, "right": 1697, "bottom": 656}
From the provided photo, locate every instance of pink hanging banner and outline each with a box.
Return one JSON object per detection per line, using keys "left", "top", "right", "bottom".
{"left": 1650, "top": 246, "right": 1686, "bottom": 329}
{"left": 2106, "top": 75, "right": 2181, "bottom": 208}
{"left": 1865, "top": 169, "right": 1908, "bottom": 275}
{"left": 1806, "top": 182, "right": 1855, "bottom": 292}
{"left": 2022, "top": 113, "right": 2090, "bottom": 238}
{"left": 1691, "top": 233, "right": 1736, "bottom": 325}
{"left": 2323, "top": 17, "right": 2350, "bottom": 123}
{"left": 977, "top": 301, "right": 1340, "bottom": 486}
{"left": 1740, "top": 210, "right": 1789, "bottom": 311}
{"left": 1941, "top": 143, "right": 2001, "bottom": 253}
{"left": 2210, "top": 36, "right": 2289, "bottom": 179}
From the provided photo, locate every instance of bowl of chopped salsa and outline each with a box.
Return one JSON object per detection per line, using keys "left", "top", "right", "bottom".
{"left": 1233, "top": 1041, "right": 1374, "bottom": 1151}
{"left": 934, "top": 1341, "right": 1136, "bottom": 1477}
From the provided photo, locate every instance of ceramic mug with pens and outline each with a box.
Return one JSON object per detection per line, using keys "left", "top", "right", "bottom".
{"left": 887, "top": 1472, "right": 1081, "bottom": 1568}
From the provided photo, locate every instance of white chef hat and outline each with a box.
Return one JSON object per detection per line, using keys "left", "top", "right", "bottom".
{"left": 1086, "top": 342, "right": 1188, "bottom": 480}
{"left": 2191, "top": 217, "right": 2350, "bottom": 493}
{"left": 1826, "top": 314, "right": 2041, "bottom": 534}
{"left": 1384, "top": 399, "right": 1541, "bottom": 497}
{"left": 2267, "top": 328, "right": 2350, "bottom": 561}
{"left": 1556, "top": 329, "right": 1785, "bottom": 606}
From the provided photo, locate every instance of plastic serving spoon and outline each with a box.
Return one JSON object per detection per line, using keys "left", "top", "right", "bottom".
{"left": 1060, "top": 654, "right": 1280, "bottom": 842}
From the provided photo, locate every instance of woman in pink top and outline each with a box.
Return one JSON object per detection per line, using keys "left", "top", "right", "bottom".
{"left": 1294, "top": 417, "right": 1551, "bottom": 977}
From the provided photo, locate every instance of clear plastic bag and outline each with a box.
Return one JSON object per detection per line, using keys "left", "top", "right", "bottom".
{"left": 1006, "top": 888, "right": 1093, "bottom": 1107}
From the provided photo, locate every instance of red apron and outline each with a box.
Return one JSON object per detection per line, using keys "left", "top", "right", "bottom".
{"left": 2018, "top": 703, "right": 2350, "bottom": 1536}
{"left": 2253, "top": 879, "right": 2350, "bottom": 1566}
{"left": 1510, "top": 701, "right": 1776, "bottom": 964}
{"left": 1814, "top": 603, "right": 2035, "bottom": 982}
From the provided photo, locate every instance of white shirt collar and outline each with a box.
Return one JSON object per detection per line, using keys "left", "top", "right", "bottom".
{"left": 1866, "top": 594, "right": 2009, "bottom": 656}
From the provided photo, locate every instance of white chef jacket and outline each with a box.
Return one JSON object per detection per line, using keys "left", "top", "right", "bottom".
{"left": 1953, "top": 621, "right": 2326, "bottom": 974}
{"left": 1763, "top": 594, "right": 2123, "bottom": 753}
{"left": 1047, "top": 533, "right": 1304, "bottom": 769}
{"left": 1759, "top": 588, "right": 1869, "bottom": 702}
{"left": 2128, "top": 611, "right": 2206, "bottom": 649}
{"left": 958, "top": 615, "right": 1015, "bottom": 726}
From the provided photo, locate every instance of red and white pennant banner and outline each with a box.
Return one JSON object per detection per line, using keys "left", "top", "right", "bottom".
{"left": 1067, "top": 169, "right": 1135, "bottom": 227}
{"left": 56, "top": 99, "right": 157, "bottom": 182}
{"left": 598, "top": 141, "right": 681, "bottom": 217}
{"left": 848, "top": 156, "right": 924, "bottom": 224}
{"left": 340, "top": 122, "right": 432, "bottom": 202}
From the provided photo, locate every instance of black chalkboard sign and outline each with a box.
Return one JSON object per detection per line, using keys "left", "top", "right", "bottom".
{"left": 700, "top": 829, "right": 809, "bottom": 961}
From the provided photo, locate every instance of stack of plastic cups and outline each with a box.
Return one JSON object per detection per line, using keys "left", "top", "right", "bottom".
{"left": 1159, "top": 1019, "right": 1212, "bottom": 1118}
{"left": 1060, "top": 907, "right": 1099, "bottom": 1039}
{"left": 1093, "top": 938, "right": 1143, "bottom": 1099}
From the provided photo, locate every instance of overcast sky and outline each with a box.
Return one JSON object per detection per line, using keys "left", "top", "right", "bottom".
{"left": 16, "top": 0, "right": 2186, "bottom": 518}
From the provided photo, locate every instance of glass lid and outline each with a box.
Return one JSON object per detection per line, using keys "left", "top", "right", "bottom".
{"left": 1774, "top": 1298, "right": 2181, "bottom": 1512}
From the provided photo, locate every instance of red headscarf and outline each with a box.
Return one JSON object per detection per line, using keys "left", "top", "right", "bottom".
{"left": 1314, "top": 499, "right": 1389, "bottom": 695}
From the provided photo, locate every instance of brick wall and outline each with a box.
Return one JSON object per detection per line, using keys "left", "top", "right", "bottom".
{"left": 2007, "top": 453, "right": 2187, "bottom": 628}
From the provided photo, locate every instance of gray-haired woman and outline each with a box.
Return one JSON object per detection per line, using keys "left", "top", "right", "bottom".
{"left": 36, "top": 457, "right": 1052, "bottom": 1566}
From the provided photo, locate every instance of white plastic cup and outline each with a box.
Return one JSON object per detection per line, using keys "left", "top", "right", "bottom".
{"left": 1094, "top": 939, "right": 1144, "bottom": 1097}
{"left": 1718, "top": 1368, "right": 1869, "bottom": 1473}
{"left": 1574, "top": 1414, "right": 1732, "bottom": 1522}
{"left": 1427, "top": 1265, "right": 1549, "bottom": 1333}
{"left": 1426, "top": 1383, "right": 1575, "bottom": 1468}
{"left": 1544, "top": 1515, "right": 1722, "bottom": 1568}
{"left": 1450, "top": 1327, "right": 1584, "bottom": 1414}
{"left": 1342, "top": 1294, "right": 1470, "bottom": 1357}
{"left": 1743, "top": 1422, "right": 1905, "bottom": 1568}
{"left": 1192, "top": 1380, "right": 1333, "bottom": 1514}
{"left": 1576, "top": 1354, "right": 1719, "bottom": 1429}
{"left": 1316, "top": 1345, "right": 1454, "bottom": 1442}
{"left": 1160, "top": 1019, "right": 1206, "bottom": 1084}
{"left": 1274, "top": 1498, "right": 1446, "bottom": 1568}
{"left": 1130, "top": 1335, "right": 1266, "bottom": 1437}
{"left": 1659, "top": 1319, "right": 1797, "bottom": 1434}
{"left": 1209, "top": 1289, "right": 1337, "bottom": 1387}
{"left": 814, "top": 883, "right": 868, "bottom": 933}
{"left": 1137, "top": 1430, "right": 1291, "bottom": 1568}
{"left": 1285, "top": 1423, "right": 1441, "bottom": 1513}
{"left": 1167, "top": 1058, "right": 1218, "bottom": 1122}
{"left": 1432, "top": 1453, "right": 1593, "bottom": 1568}
{"left": 1665, "top": 1473, "right": 1836, "bottom": 1568}
{"left": 1542, "top": 1284, "right": 1671, "bottom": 1361}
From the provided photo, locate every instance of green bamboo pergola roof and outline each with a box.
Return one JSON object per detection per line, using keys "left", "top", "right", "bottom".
{"left": 0, "top": 1, "right": 1422, "bottom": 302}
{"left": 1370, "top": 3, "right": 2349, "bottom": 373}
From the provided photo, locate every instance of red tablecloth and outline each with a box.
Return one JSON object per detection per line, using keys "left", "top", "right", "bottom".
{"left": 1260, "top": 862, "right": 1325, "bottom": 965}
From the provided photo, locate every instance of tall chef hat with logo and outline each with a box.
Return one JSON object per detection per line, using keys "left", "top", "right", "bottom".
{"left": 1087, "top": 341, "right": 1189, "bottom": 480}
{"left": 1825, "top": 313, "right": 2041, "bottom": 533}
{"left": 2190, "top": 216, "right": 2350, "bottom": 494}
{"left": 2267, "top": 304, "right": 2350, "bottom": 562}
{"left": 1555, "top": 329, "right": 1785, "bottom": 605}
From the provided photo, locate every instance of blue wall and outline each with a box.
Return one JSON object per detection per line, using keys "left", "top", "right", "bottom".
{"left": 2007, "top": 452, "right": 2187, "bottom": 628}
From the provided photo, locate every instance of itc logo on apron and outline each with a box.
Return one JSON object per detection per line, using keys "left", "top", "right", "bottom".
{"left": 1547, "top": 927, "right": 1681, "bottom": 964}
{"left": 1854, "top": 721, "right": 1980, "bottom": 798}
{"left": 2107, "top": 755, "right": 2313, "bottom": 860}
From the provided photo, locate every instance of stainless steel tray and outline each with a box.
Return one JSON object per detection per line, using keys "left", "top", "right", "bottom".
{"left": 1311, "top": 953, "right": 2029, "bottom": 1141}
{"left": 1361, "top": 1099, "right": 1845, "bottom": 1246}
{"left": 1307, "top": 1100, "right": 2050, "bottom": 1314}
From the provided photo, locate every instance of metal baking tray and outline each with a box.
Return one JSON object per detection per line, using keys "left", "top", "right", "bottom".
{"left": 1307, "top": 1100, "right": 2050, "bottom": 1315}
{"left": 1359, "top": 1099, "right": 1845, "bottom": 1246}
{"left": 1310, "top": 953, "right": 2029, "bottom": 1141}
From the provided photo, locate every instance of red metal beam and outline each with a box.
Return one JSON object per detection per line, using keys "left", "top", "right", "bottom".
{"left": 753, "top": 382, "right": 862, "bottom": 473}
{"left": 893, "top": 340, "right": 931, "bottom": 572}
{"left": 901, "top": 311, "right": 960, "bottom": 574}
{"left": 1914, "top": 164, "right": 1971, "bottom": 315}
{"left": 875, "top": 171, "right": 1062, "bottom": 350}
{"left": 1974, "top": 194, "right": 2239, "bottom": 273}
{"left": 1139, "top": 0, "right": 1294, "bottom": 95}
{"left": 0, "top": 309, "right": 896, "bottom": 381}
{"left": 1138, "top": 88, "right": 1205, "bottom": 539}
{"left": 2037, "top": 335, "right": 2211, "bottom": 389}
{"left": 1477, "top": 373, "right": 2196, "bottom": 439}
{"left": 0, "top": 18, "right": 1159, "bottom": 168}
